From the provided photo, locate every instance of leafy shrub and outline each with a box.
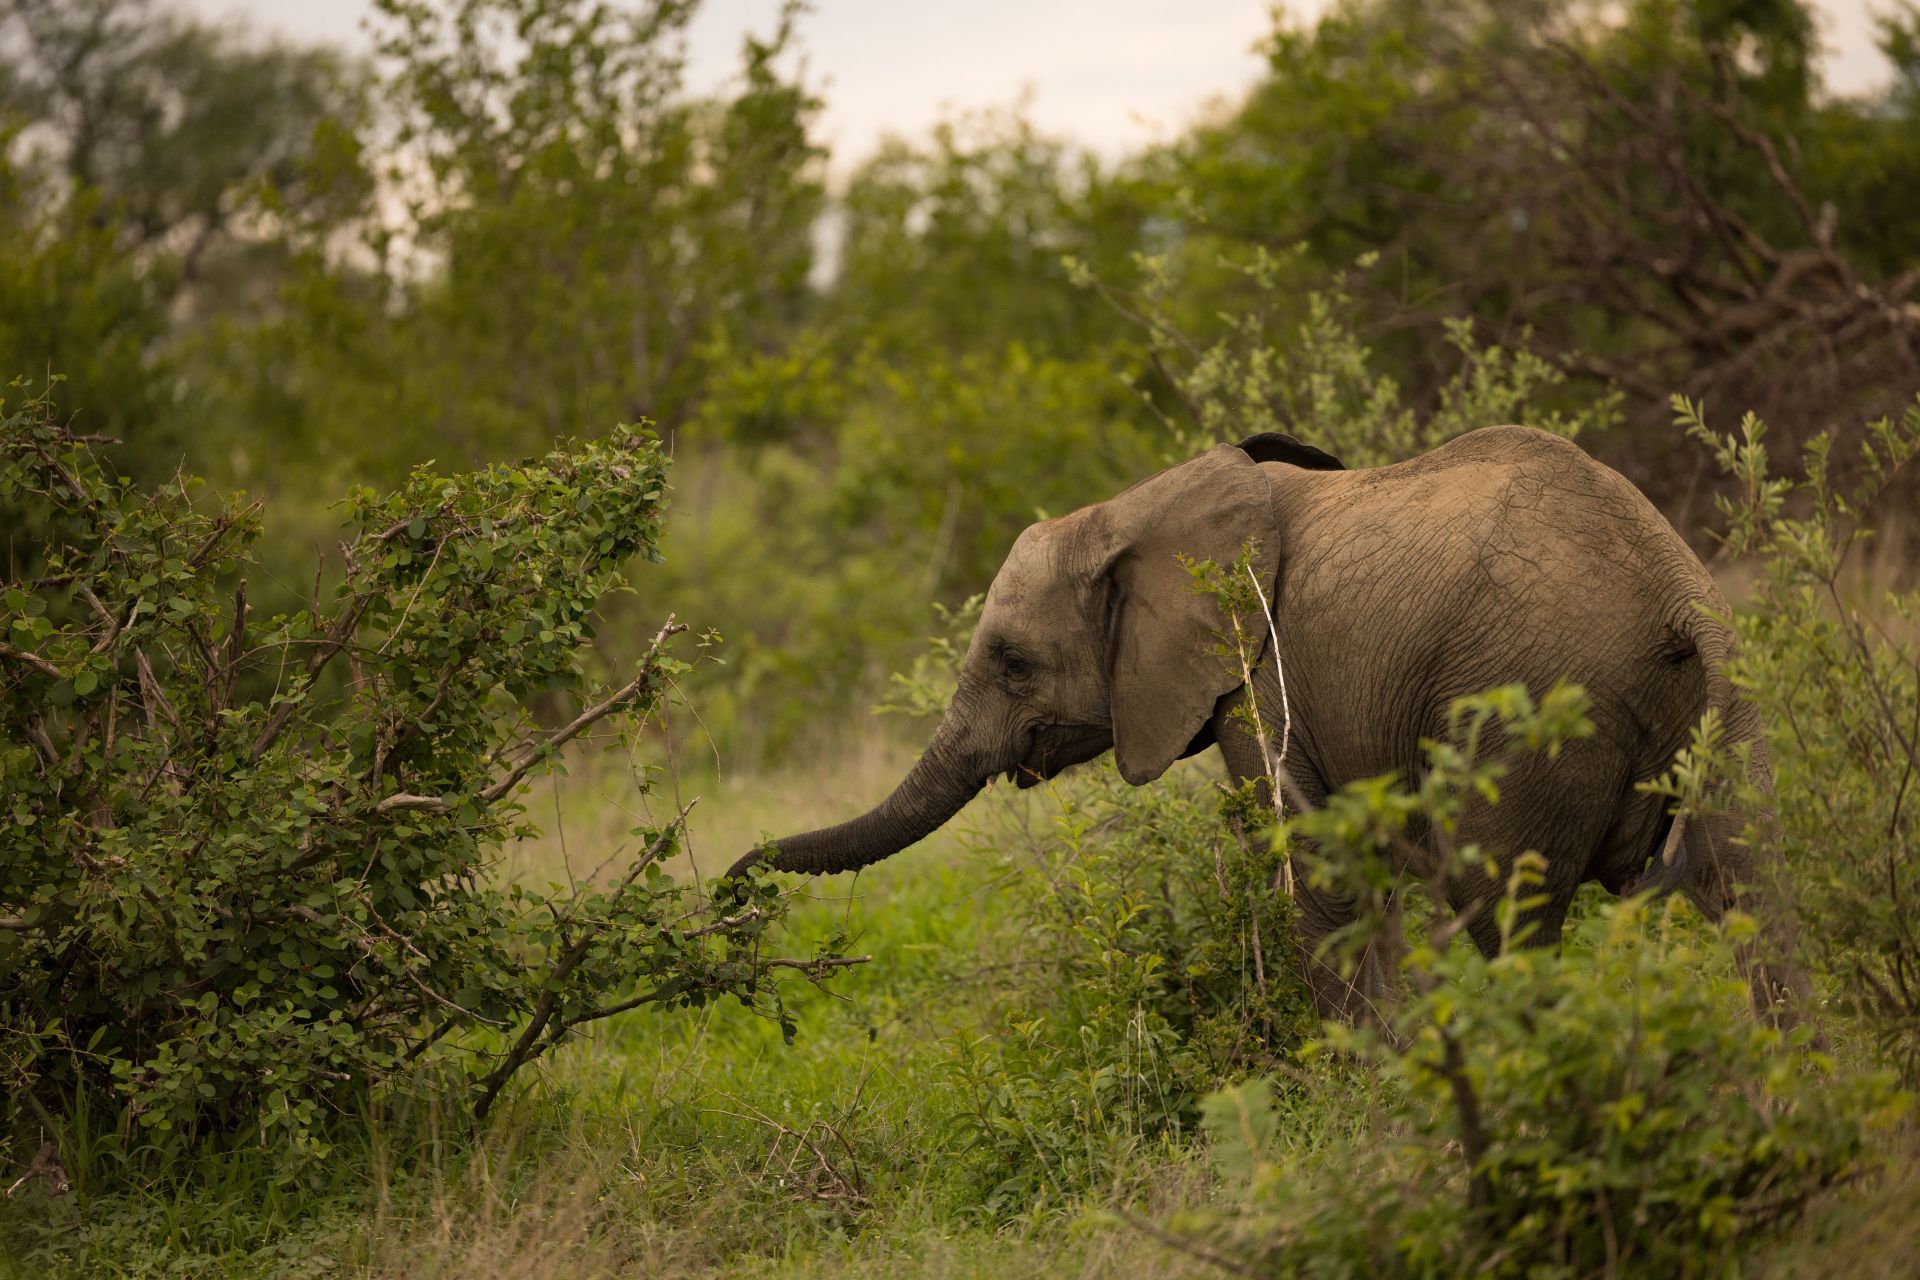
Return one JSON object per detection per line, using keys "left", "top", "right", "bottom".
{"left": 1194, "top": 903, "right": 1896, "bottom": 1279}
{"left": 940, "top": 763, "right": 1315, "bottom": 1218}
{"left": 0, "top": 384, "right": 850, "bottom": 1168}
{"left": 1676, "top": 395, "right": 1920, "bottom": 1077}
{"left": 1175, "top": 686, "right": 1902, "bottom": 1279}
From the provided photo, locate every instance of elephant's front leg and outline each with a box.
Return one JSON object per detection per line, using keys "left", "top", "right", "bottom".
{"left": 1210, "top": 691, "right": 1395, "bottom": 1025}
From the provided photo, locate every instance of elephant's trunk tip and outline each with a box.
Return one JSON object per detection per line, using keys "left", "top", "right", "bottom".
{"left": 724, "top": 848, "right": 769, "bottom": 880}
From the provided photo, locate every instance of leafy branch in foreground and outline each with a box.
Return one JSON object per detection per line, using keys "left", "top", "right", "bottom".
{"left": 1167, "top": 685, "right": 1901, "bottom": 1278}
{"left": 0, "top": 382, "right": 859, "bottom": 1166}
{"left": 1678, "top": 393, "right": 1920, "bottom": 1077}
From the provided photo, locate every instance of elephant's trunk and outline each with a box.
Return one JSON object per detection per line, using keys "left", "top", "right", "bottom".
{"left": 725, "top": 710, "right": 988, "bottom": 878}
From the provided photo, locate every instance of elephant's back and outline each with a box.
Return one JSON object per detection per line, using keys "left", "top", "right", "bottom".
{"left": 1264, "top": 425, "right": 1719, "bottom": 776}
{"left": 1281, "top": 425, "right": 1705, "bottom": 592}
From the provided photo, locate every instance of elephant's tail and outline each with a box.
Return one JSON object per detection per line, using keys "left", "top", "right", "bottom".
{"left": 1630, "top": 808, "right": 1692, "bottom": 898}
{"left": 1640, "top": 596, "right": 1814, "bottom": 1030}
{"left": 1627, "top": 598, "right": 1765, "bottom": 899}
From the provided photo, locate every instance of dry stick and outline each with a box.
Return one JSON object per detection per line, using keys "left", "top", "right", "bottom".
{"left": 477, "top": 616, "right": 687, "bottom": 806}
{"left": 223, "top": 580, "right": 247, "bottom": 709}
{"left": 375, "top": 533, "right": 447, "bottom": 656}
{"left": 282, "top": 902, "right": 506, "bottom": 1028}
{"left": 682, "top": 906, "right": 763, "bottom": 938}
{"left": 403, "top": 1017, "right": 460, "bottom": 1064}
{"left": 23, "top": 714, "right": 58, "bottom": 768}
{"left": 2, "top": 1140, "right": 69, "bottom": 1202}
{"left": 760, "top": 957, "right": 873, "bottom": 976}
{"left": 1114, "top": 1209, "right": 1262, "bottom": 1279}
{"left": 1831, "top": 586, "right": 1920, "bottom": 765}
{"left": 551, "top": 957, "right": 871, "bottom": 1051}
{"left": 1244, "top": 564, "right": 1295, "bottom": 895}
{"left": 655, "top": 668, "right": 699, "bottom": 891}
{"left": 184, "top": 507, "right": 251, "bottom": 570}
{"left": 372, "top": 659, "right": 463, "bottom": 790}
{"left": 74, "top": 582, "right": 119, "bottom": 653}
{"left": 1885, "top": 656, "right": 1920, "bottom": 841}
{"left": 0, "top": 642, "right": 63, "bottom": 680}
{"left": 1248, "top": 873, "right": 1271, "bottom": 1017}
{"left": 1243, "top": 566, "right": 1424, "bottom": 1028}
{"left": 358, "top": 897, "right": 510, "bottom": 1027}
{"left": 702, "top": 1094, "right": 867, "bottom": 1202}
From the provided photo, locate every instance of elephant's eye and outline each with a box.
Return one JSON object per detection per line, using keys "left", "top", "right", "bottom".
{"left": 1001, "top": 652, "right": 1033, "bottom": 679}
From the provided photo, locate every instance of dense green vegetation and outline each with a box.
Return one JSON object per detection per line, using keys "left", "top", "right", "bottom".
{"left": 4, "top": 0, "right": 1920, "bottom": 1274}
{"left": 0, "top": 390, "right": 861, "bottom": 1158}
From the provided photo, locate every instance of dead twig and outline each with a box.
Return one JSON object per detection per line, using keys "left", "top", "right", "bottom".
{"left": 0, "top": 642, "right": 62, "bottom": 680}
{"left": 3, "top": 1140, "right": 69, "bottom": 1201}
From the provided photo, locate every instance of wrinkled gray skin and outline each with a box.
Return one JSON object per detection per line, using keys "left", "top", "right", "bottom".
{"left": 728, "top": 427, "right": 1804, "bottom": 1023}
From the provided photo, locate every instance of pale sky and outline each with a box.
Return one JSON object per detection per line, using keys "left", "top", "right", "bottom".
{"left": 187, "top": 0, "right": 1900, "bottom": 175}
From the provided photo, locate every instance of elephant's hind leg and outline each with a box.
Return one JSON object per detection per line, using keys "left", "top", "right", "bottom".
{"left": 1444, "top": 739, "right": 1630, "bottom": 959}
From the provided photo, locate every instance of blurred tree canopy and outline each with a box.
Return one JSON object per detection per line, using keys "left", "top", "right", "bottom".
{"left": 3, "top": 0, "right": 1917, "bottom": 756}
{"left": 0, "top": 0, "right": 364, "bottom": 476}
{"left": 1157, "top": 0, "right": 1920, "bottom": 505}
{"left": 202, "top": 0, "right": 824, "bottom": 481}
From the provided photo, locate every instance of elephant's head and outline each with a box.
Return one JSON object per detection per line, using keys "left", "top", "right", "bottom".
{"left": 725, "top": 433, "right": 1342, "bottom": 879}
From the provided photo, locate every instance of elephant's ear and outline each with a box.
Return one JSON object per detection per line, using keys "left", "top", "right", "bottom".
{"left": 1097, "top": 444, "right": 1282, "bottom": 785}
{"left": 1234, "top": 431, "right": 1345, "bottom": 471}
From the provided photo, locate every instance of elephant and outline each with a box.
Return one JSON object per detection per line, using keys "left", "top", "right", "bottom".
{"left": 726, "top": 426, "right": 1804, "bottom": 1022}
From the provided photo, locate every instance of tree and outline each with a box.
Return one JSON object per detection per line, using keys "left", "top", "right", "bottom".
{"left": 356, "top": 0, "right": 823, "bottom": 460}
{"left": 1152, "top": 0, "right": 1920, "bottom": 511}
{"left": 830, "top": 106, "right": 1139, "bottom": 362}
{"left": 0, "top": 148, "right": 175, "bottom": 476}
{"left": 0, "top": 0, "right": 365, "bottom": 289}
{"left": 0, "top": 0, "right": 368, "bottom": 479}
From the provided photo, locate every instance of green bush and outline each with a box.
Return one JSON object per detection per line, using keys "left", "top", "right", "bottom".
{"left": 1677, "top": 395, "right": 1920, "bottom": 1078}
{"left": 0, "top": 383, "right": 850, "bottom": 1168}
{"left": 940, "top": 765, "right": 1315, "bottom": 1219}
{"left": 1173, "top": 686, "right": 1902, "bottom": 1279}
{"left": 1072, "top": 248, "right": 1623, "bottom": 467}
{"left": 1193, "top": 901, "right": 1896, "bottom": 1279}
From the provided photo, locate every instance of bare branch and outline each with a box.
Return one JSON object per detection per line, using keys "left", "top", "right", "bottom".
{"left": 0, "top": 642, "right": 63, "bottom": 680}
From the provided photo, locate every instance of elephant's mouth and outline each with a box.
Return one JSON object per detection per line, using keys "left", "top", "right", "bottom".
{"left": 1005, "top": 726, "right": 1113, "bottom": 789}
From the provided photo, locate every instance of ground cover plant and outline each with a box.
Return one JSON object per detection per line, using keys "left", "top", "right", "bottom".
{"left": 1171, "top": 687, "right": 1904, "bottom": 1278}
{"left": 1678, "top": 395, "right": 1920, "bottom": 1079}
